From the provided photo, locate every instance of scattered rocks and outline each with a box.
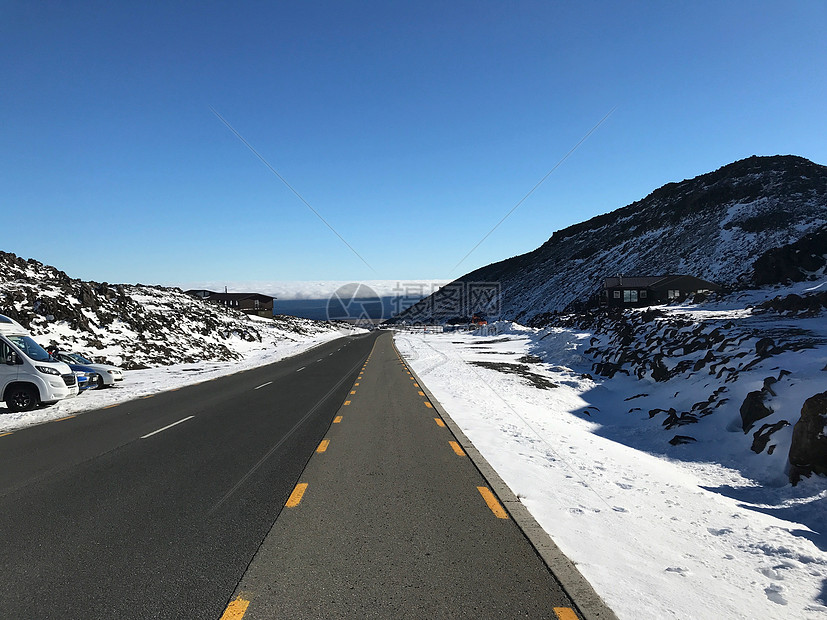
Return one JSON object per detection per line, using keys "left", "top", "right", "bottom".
{"left": 470, "top": 361, "right": 558, "bottom": 390}
{"left": 751, "top": 420, "right": 790, "bottom": 454}
{"left": 518, "top": 354, "right": 543, "bottom": 364}
{"left": 524, "top": 294, "right": 823, "bottom": 462}
{"left": 662, "top": 409, "right": 699, "bottom": 430}
{"left": 592, "top": 361, "right": 629, "bottom": 378}
{"left": 756, "top": 291, "right": 827, "bottom": 316}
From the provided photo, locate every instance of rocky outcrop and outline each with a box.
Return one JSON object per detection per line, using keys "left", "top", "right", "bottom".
{"left": 740, "top": 391, "right": 773, "bottom": 433}
{"left": 0, "top": 251, "right": 334, "bottom": 369}
{"left": 756, "top": 291, "right": 827, "bottom": 317}
{"left": 753, "top": 225, "right": 827, "bottom": 286}
{"left": 789, "top": 392, "right": 827, "bottom": 484}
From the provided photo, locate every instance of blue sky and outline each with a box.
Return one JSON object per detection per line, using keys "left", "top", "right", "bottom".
{"left": 3, "top": 1, "right": 825, "bottom": 288}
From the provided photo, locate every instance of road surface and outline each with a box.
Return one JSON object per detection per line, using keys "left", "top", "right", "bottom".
{"left": 0, "top": 330, "right": 586, "bottom": 619}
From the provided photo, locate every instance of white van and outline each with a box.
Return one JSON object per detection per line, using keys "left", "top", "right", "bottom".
{"left": 0, "top": 314, "right": 78, "bottom": 412}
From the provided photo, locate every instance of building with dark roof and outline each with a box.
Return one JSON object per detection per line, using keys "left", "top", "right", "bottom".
{"left": 600, "top": 275, "right": 721, "bottom": 308}
{"left": 185, "top": 290, "right": 275, "bottom": 317}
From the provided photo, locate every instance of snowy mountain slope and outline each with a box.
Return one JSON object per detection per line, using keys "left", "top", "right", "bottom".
{"left": 393, "top": 155, "right": 827, "bottom": 323}
{"left": 0, "top": 250, "right": 341, "bottom": 369}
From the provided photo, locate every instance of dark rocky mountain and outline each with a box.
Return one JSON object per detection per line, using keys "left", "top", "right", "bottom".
{"left": 393, "top": 155, "right": 827, "bottom": 324}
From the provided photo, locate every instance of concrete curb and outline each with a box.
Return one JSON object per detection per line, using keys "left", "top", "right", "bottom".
{"left": 393, "top": 339, "right": 619, "bottom": 620}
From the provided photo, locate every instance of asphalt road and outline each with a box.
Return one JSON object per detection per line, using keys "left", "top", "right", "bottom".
{"left": 0, "top": 329, "right": 582, "bottom": 619}
{"left": 0, "top": 331, "right": 377, "bottom": 619}
{"left": 222, "top": 331, "right": 579, "bottom": 619}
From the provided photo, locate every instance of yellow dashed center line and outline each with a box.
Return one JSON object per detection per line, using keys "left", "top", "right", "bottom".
{"left": 333, "top": 416, "right": 343, "bottom": 423}
{"left": 344, "top": 400, "right": 351, "bottom": 406}
{"left": 103, "top": 404, "right": 119, "bottom": 409}
{"left": 219, "top": 595, "right": 250, "bottom": 620}
{"left": 285, "top": 483, "right": 309, "bottom": 507}
{"left": 434, "top": 418, "right": 445, "bottom": 428}
{"left": 354, "top": 382, "right": 360, "bottom": 386}
{"left": 553, "top": 608, "right": 578, "bottom": 620}
{"left": 52, "top": 415, "right": 76, "bottom": 423}
{"left": 418, "top": 391, "right": 425, "bottom": 396}
{"left": 424, "top": 402, "right": 433, "bottom": 409}
{"left": 317, "top": 439, "right": 330, "bottom": 453}
{"left": 0, "top": 432, "right": 12, "bottom": 438}
{"left": 413, "top": 383, "right": 419, "bottom": 388}
{"left": 477, "top": 486, "right": 509, "bottom": 519}
{"left": 449, "top": 441, "right": 466, "bottom": 456}
{"left": 350, "top": 390, "right": 356, "bottom": 394}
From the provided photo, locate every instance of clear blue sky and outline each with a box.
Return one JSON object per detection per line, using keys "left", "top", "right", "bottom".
{"left": 3, "top": 1, "right": 825, "bottom": 287}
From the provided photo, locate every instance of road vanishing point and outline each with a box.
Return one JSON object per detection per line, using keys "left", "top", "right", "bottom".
{"left": 0, "top": 330, "right": 614, "bottom": 619}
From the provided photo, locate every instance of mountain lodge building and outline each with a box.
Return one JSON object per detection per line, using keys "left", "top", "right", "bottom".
{"left": 601, "top": 275, "right": 721, "bottom": 308}
{"left": 185, "top": 290, "right": 275, "bottom": 317}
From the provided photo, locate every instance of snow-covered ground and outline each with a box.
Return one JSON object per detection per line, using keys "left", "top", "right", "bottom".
{"left": 394, "top": 310, "right": 827, "bottom": 619}
{"left": 0, "top": 325, "right": 362, "bottom": 433}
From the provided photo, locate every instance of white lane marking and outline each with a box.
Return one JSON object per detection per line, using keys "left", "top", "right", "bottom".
{"left": 254, "top": 381, "right": 273, "bottom": 390}
{"left": 141, "top": 416, "right": 195, "bottom": 439}
{"left": 209, "top": 355, "right": 365, "bottom": 514}
{"left": 297, "top": 366, "right": 306, "bottom": 372}
{"left": 316, "top": 359, "right": 323, "bottom": 362}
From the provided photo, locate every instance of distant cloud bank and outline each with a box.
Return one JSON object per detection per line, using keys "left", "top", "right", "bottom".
{"left": 178, "top": 280, "right": 451, "bottom": 301}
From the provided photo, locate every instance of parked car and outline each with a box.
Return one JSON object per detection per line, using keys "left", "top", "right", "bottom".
{"left": 55, "top": 357, "right": 106, "bottom": 391}
{"left": 74, "top": 371, "right": 92, "bottom": 392}
{"left": 0, "top": 314, "right": 78, "bottom": 412}
{"left": 54, "top": 352, "right": 123, "bottom": 389}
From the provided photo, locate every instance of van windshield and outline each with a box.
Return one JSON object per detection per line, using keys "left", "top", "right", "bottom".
{"left": 7, "top": 335, "right": 52, "bottom": 363}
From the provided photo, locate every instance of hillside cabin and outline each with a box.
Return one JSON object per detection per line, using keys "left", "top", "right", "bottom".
{"left": 185, "top": 290, "right": 275, "bottom": 317}
{"left": 600, "top": 275, "right": 721, "bottom": 308}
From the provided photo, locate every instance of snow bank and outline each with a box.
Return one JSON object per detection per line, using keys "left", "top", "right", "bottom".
{"left": 394, "top": 316, "right": 827, "bottom": 619}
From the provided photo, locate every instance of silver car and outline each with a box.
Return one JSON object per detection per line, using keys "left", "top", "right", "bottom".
{"left": 55, "top": 352, "right": 124, "bottom": 389}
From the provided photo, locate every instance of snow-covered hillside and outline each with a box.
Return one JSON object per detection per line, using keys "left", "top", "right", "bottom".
{"left": 393, "top": 155, "right": 827, "bottom": 323}
{"left": 0, "top": 250, "right": 342, "bottom": 369}
{"left": 394, "top": 285, "right": 827, "bottom": 618}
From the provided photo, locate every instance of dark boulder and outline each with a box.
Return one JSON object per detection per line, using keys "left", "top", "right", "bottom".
{"left": 740, "top": 390, "right": 773, "bottom": 433}
{"left": 789, "top": 391, "right": 827, "bottom": 483}
{"left": 669, "top": 435, "right": 697, "bottom": 446}
{"left": 755, "top": 337, "right": 776, "bottom": 357}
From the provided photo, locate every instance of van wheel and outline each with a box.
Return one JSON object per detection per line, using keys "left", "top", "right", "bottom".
{"left": 5, "top": 386, "right": 38, "bottom": 412}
